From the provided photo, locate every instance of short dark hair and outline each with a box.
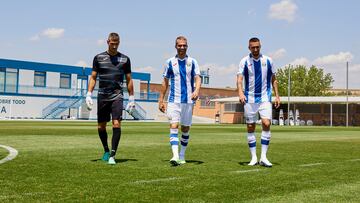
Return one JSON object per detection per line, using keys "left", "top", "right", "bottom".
{"left": 175, "top": 36, "right": 187, "bottom": 46}
{"left": 108, "top": 32, "right": 120, "bottom": 41}
{"left": 249, "top": 37, "right": 260, "bottom": 43}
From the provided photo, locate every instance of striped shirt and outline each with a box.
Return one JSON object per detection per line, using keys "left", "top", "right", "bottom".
{"left": 163, "top": 55, "right": 200, "bottom": 103}
{"left": 238, "top": 54, "right": 275, "bottom": 103}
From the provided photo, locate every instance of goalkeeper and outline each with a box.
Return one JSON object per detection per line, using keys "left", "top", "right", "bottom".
{"left": 86, "top": 32, "right": 135, "bottom": 165}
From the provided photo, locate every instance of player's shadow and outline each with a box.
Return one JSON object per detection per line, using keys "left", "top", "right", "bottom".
{"left": 91, "top": 158, "right": 138, "bottom": 163}
{"left": 186, "top": 160, "right": 204, "bottom": 165}
{"left": 238, "top": 161, "right": 280, "bottom": 166}
{"left": 162, "top": 160, "right": 204, "bottom": 165}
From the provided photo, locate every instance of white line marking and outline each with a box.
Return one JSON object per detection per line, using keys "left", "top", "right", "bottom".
{"left": 231, "top": 169, "right": 263, "bottom": 173}
{"left": 132, "top": 177, "right": 182, "bottom": 184}
{"left": 346, "top": 159, "right": 360, "bottom": 162}
{"left": 0, "top": 145, "right": 18, "bottom": 164}
{"left": 299, "top": 163, "right": 325, "bottom": 167}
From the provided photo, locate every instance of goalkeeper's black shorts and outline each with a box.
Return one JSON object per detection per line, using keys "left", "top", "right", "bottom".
{"left": 97, "top": 97, "right": 123, "bottom": 123}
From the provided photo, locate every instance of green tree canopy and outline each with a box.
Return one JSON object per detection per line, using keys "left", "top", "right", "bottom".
{"left": 276, "top": 65, "right": 334, "bottom": 96}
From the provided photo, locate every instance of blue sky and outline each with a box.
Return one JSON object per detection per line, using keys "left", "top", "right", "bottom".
{"left": 1, "top": 0, "right": 359, "bottom": 89}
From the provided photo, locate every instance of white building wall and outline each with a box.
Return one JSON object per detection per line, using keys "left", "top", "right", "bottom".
{"left": 47, "top": 72, "right": 59, "bottom": 88}
{"left": 19, "top": 70, "right": 34, "bottom": 86}
{"left": 0, "top": 96, "right": 57, "bottom": 118}
{"left": 71, "top": 74, "right": 77, "bottom": 88}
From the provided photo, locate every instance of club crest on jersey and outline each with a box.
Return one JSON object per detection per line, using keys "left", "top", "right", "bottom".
{"left": 118, "top": 57, "right": 127, "bottom": 63}
{"left": 186, "top": 61, "right": 192, "bottom": 67}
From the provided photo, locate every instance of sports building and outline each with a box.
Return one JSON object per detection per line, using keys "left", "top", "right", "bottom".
{"left": 0, "top": 58, "right": 158, "bottom": 120}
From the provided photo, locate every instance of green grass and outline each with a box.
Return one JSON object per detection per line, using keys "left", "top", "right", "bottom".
{"left": 0, "top": 121, "right": 359, "bottom": 202}
{"left": 0, "top": 147, "right": 7, "bottom": 160}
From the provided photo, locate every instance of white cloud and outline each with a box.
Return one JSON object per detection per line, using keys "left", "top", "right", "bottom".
{"left": 97, "top": 39, "right": 106, "bottom": 46}
{"left": 349, "top": 63, "right": 360, "bottom": 72}
{"left": 30, "top": 28, "right": 65, "bottom": 41}
{"left": 41, "top": 28, "right": 65, "bottom": 39}
{"left": 289, "top": 57, "right": 310, "bottom": 66}
{"left": 75, "top": 60, "right": 88, "bottom": 67}
{"left": 286, "top": 52, "right": 358, "bottom": 88}
{"left": 313, "top": 52, "right": 353, "bottom": 65}
{"left": 268, "top": 48, "right": 286, "bottom": 60}
{"left": 269, "top": 0, "right": 298, "bottom": 22}
{"left": 30, "top": 34, "right": 40, "bottom": 41}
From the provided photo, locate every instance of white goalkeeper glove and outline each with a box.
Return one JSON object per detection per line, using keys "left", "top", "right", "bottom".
{"left": 85, "top": 92, "right": 93, "bottom": 111}
{"left": 126, "top": 95, "right": 135, "bottom": 115}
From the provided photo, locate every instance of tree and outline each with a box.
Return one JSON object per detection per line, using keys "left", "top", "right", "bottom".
{"left": 276, "top": 65, "right": 334, "bottom": 96}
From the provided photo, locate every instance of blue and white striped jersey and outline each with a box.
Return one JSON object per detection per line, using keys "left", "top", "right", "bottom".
{"left": 238, "top": 54, "right": 275, "bottom": 103}
{"left": 163, "top": 55, "right": 200, "bottom": 103}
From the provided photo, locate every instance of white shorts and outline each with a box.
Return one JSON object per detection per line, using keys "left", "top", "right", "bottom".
{"left": 167, "top": 103, "right": 194, "bottom": 126}
{"left": 244, "top": 102, "right": 272, "bottom": 123}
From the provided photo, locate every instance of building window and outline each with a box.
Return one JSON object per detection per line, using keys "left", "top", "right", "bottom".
{"left": 200, "top": 97, "right": 215, "bottom": 108}
{"left": 5, "top": 68, "right": 18, "bottom": 93}
{"left": 34, "top": 71, "right": 46, "bottom": 87}
{"left": 224, "top": 103, "right": 244, "bottom": 112}
{"left": 204, "top": 76, "right": 209, "bottom": 84}
{"left": 60, "top": 73, "right": 71, "bottom": 88}
{"left": 0, "top": 68, "right": 5, "bottom": 92}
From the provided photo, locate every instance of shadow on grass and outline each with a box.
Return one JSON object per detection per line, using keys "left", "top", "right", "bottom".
{"left": 91, "top": 158, "right": 138, "bottom": 163}
{"left": 238, "top": 161, "right": 280, "bottom": 166}
{"left": 162, "top": 160, "right": 204, "bottom": 165}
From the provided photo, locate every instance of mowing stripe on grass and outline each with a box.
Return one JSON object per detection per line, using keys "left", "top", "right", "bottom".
{"left": 0, "top": 145, "right": 18, "bottom": 165}
{"left": 132, "top": 177, "right": 183, "bottom": 184}
{"left": 346, "top": 159, "right": 360, "bottom": 162}
{"left": 299, "top": 163, "right": 325, "bottom": 167}
{"left": 231, "top": 169, "right": 263, "bottom": 173}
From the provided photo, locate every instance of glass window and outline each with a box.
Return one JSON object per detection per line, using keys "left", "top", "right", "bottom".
{"left": 0, "top": 68, "right": 5, "bottom": 92}
{"left": 34, "top": 71, "right": 46, "bottom": 87}
{"left": 5, "top": 68, "right": 18, "bottom": 93}
{"left": 204, "top": 76, "right": 209, "bottom": 84}
{"left": 60, "top": 73, "right": 71, "bottom": 89}
{"left": 200, "top": 97, "right": 215, "bottom": 108}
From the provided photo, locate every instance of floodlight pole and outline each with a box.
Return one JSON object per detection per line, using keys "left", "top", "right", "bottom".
{"left": 287, "top": 65, "right": 291, "bottom": 126}
{"left": 346, "top": 61, "right": 349, "bottom": 127}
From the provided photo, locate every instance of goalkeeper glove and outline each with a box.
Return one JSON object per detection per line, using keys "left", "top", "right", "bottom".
{"left": 126, "top": 95, "right": 135, "bottom": 115}
{"left": 85, "top": 92, "right": 93, "bottom": 111}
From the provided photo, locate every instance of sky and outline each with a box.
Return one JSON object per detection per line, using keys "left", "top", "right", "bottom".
{"left": 0, "top": 0, "right": 359, "bottom": 89}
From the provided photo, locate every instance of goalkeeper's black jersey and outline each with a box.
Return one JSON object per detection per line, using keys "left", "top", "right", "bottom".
{"left": 92, "top": 51, "right": 131, "bottom": 101}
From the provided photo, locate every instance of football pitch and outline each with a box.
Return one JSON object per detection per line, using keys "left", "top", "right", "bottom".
{"left": 0, "top": 121, "right": 359, "bottom": 202}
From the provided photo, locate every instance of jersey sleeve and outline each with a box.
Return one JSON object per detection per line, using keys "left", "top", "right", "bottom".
{"left": 269, "top": 58, "right": 276, "bottom": 74}
{"left": 92, "top": 56, "right": 99, "bottom": 72}
{"left": 193, "top": 59, "right": 200, "bottom": 75}
{"left": 237, "top": 58, "right": 246, "bottom": 75}
{"left": 124, "top": 57, "right": 131, "bottom": 74}
{"left": 162, "top": 60, "right": 173, "bottom": 79}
